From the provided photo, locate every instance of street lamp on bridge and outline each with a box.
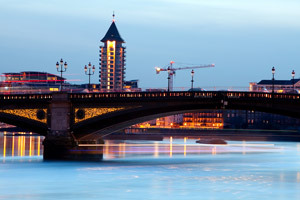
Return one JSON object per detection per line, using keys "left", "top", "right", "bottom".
{"left": 272, "top": 66, "right": 275, "bottom": 94}
{"left": 56, "top": 58, "right": 68, "bottom": 91}
{"left": 191, "top": 70, "right": 194, "bottom": 91}
{"left": 84, "top": 62, "right": 95, "bottom": 91}
{"left": 292, "top": 70, "right": 295, "bottom": 91}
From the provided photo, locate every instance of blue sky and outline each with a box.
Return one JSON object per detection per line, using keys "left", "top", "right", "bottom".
{"left": 1, "top": 0, "right": 300, "bottom": 90}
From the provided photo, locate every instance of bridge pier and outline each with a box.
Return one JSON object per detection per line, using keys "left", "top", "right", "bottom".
{"left": 43, "top": 92, "right": 103, "bottom": 161}
{"left": 43, "top": 131, "right": 77, "bottom": 160}
{"left": 43, "top": 134, "right": 104, "bottom": 161}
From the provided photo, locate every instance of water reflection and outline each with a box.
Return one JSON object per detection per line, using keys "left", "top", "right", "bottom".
{"left": 0, "top": 133, "right": 283, "bottom": 160}
{"left": 99, "top": 137, "right": 279, "bottom": 159}
{"left": 1, "top": 132, "right": 43, "bottom": 159}
{"left": 1, "top": 133, "right": 300, "bottom": 200}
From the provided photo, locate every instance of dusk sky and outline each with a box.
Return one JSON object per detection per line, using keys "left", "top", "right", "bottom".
{"left": 1, "top": 0, "right": 300, "bottom": 90}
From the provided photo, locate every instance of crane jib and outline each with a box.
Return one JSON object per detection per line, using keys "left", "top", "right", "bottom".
{"left": 155, "top": 62, "right": 215, "bottom": 91}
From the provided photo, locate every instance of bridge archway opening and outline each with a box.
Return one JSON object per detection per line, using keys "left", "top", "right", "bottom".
{"left": 73, "top": 104, "right": 300, "bottom": 140}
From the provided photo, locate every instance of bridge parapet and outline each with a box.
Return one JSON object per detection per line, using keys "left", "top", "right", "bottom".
{"left": 69, "top": 91, "right": 300, "bottom": 101}
{"left": 0, "top": 94, "right": 52, "bottom": 100}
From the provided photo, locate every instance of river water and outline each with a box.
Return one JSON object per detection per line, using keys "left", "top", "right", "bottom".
{"left": 1, "top": 132, "right": 300, "bottom": 200}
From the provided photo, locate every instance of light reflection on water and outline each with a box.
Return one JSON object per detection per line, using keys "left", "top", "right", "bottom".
{"left": 1, "top": 133, "right": 300, "bottom": 200}
{"left": 0, "top": 132, "right": 42, "bottom": 159}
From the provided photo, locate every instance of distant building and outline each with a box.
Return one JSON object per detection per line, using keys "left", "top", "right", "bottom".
{"left": 124, "top": 80, "right": 141, "bottom": 92}
{"left": 99, "top": 16, "right": 126, "bottom": 92}
{"left": 134, "top": 108, "right": 300, "bottom": 130}
{"left": 250, "top": 79, "right": 300, "bottom": 93}
{"left": 156, "top": 115, "right": 183, "bottom": 128}
{"left": 223, "top": 110, "right": 300, "bottom": 130}
{"left": 0, "top": 71, "right": 65, "bottom": 93}
{"left": 2, "top": 71, "right": 64, "bottom": 83}
{"left": 182, "top": 111, "right": 223, "bottom": 129}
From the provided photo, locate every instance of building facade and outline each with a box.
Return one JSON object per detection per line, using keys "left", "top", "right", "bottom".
{"left": 183, "top": 111, "right": 223, "bottom": 129}
{"left": 250, "top": 79, "right": 300, "bottom": 93}
{"left": 99, "top": 18, "right": 126, "bottom": 91}
{"left": 0, "top": 71, "right": 65, "bottom": 93}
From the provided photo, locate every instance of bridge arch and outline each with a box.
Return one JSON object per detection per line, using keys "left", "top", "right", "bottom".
{"left": 71, "top": 92, "right": 300, "bottom": 140}
{"left": 0, "top": 112, "right": 48, "bottom": 135}
{"left": 1, "top": 91, "right": 300, "bottom": 140}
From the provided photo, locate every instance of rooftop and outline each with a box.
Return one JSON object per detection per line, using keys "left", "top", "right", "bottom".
{"left": 101, "top": 21, "right": 124, "bottom": 43}
{"left": 258, "top": 79, "right": 300, "bottom": 85}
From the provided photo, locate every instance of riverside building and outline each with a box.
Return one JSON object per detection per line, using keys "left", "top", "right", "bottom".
{"left": 99, "top": 15, "right": 126, "bottom": 91}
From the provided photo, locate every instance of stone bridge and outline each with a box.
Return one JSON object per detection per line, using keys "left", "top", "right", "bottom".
{"left": 1, "top": 91, "right": 300, "bottom": 159}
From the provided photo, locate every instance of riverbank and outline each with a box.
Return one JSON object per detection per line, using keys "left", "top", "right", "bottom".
{"left": 114, "top": 127, "right": 300, "bottom": 142}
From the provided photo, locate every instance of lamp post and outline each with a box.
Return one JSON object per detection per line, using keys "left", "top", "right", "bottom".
{"left": 272, "top": 66, "right": 275, "bottom": 94}
{"left": 167, "top": 67, "right": 171, "bottom": 92}
{"left": 84, "top": 62, "right": 95, "bottom": 91}
{"left": 191, "top": 70, "right": 194, "bottom": 91}
{"left": 292, "top": 70, "right": 295, "bottom": 91}
{"left": 56, "top": 58, "right": 67, "bottom": 91}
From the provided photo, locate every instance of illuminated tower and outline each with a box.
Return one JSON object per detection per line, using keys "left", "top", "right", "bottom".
{"left": 99, "top": 14, "right": 126, "bottom": 91}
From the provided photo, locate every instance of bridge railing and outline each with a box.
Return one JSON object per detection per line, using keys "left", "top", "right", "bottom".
{"left": 0, "top": 93, "right": 52, "bottom": 100}
{"left": 1, "top": 91, "right": 300, "bottom": 101}
{"left": 69, "top": 91, "right": 300, "bottom": 101}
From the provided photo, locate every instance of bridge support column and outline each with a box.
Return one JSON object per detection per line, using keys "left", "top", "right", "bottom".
{"left": 44, "top": 92, "right": 103, "bottom": 160}
{"left": 43, "top": 131, "right": 77, "bottom": 160}
{"left": 43, "top": 135, "right": 104, "bottom": 161}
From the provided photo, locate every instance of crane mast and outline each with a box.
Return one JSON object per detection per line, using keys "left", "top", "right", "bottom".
{"left": 155, "top": 61, "right": 215, "bottom": 91}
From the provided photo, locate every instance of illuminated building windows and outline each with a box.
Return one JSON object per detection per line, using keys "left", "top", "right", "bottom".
{"left": 99, "top": 18, "right": 125, "bottom": 91}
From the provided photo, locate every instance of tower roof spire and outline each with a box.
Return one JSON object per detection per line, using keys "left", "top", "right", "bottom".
{"left": 101, "top": 14, "right": 124, "bottom": 43}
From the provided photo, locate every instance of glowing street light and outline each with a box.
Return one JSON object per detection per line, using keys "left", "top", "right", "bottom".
{"left": 56, "top": 58, "right": 67, "bottom": 91}
{"left": 84, "top": 62, "right": 95, "bottom": 91}
{"left": 191, "top": 70, "right": 194, "bottom": 91}
{"left": 272, "top": 66, "right": 275, "bottom": 94}
{"left": 292, "top": 70, "right": 295, "bottom": 91}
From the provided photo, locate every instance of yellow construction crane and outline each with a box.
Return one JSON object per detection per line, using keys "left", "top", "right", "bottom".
{"left": 155, "top": 61, "right": 215, "bottom": 91}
